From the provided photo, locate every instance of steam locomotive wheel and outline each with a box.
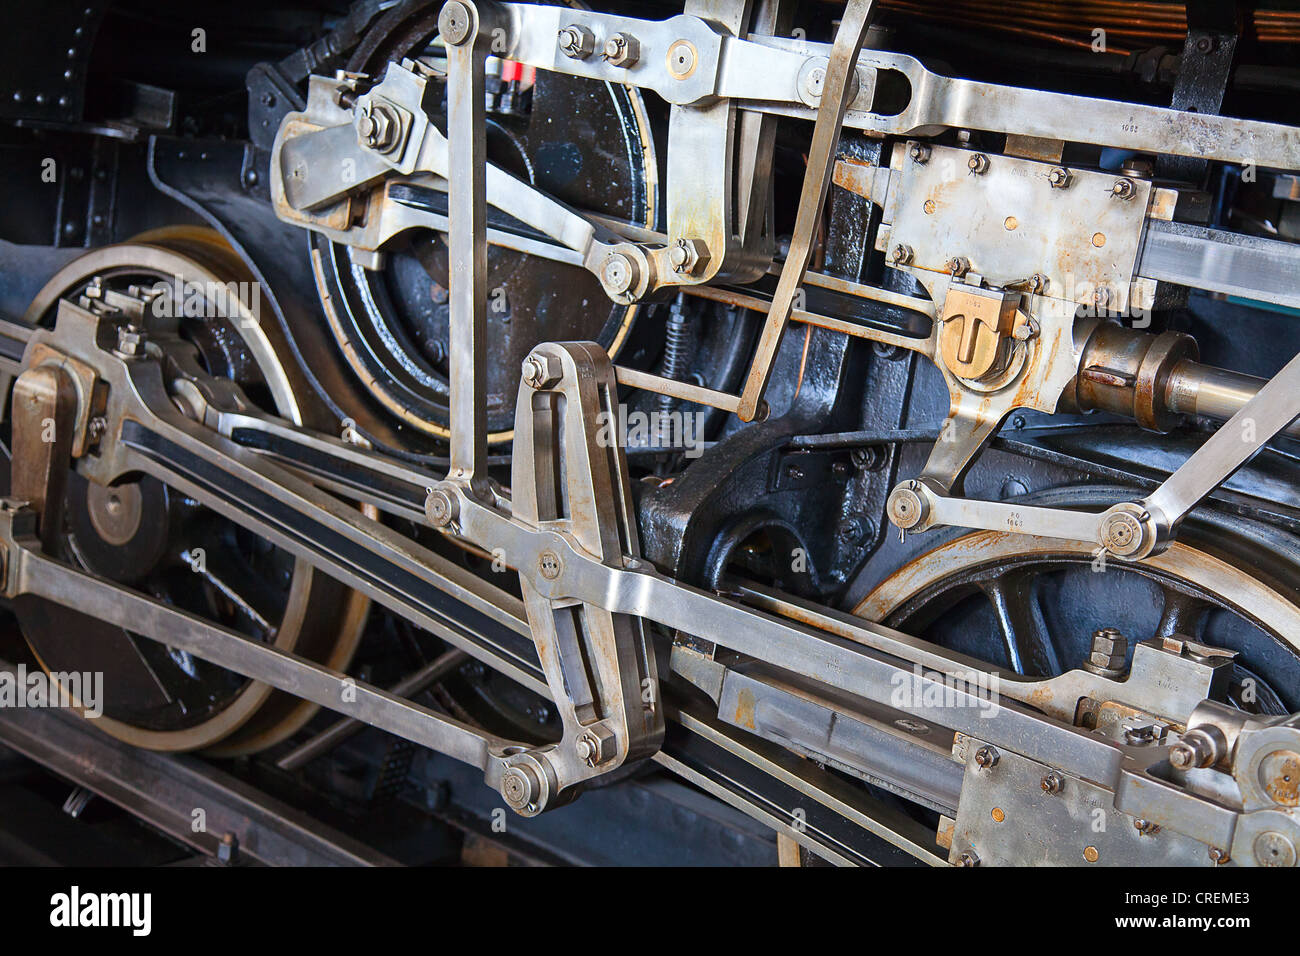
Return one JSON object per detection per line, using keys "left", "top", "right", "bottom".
{"left": 856, "top": 486, "right": 1300, "bottom": 714}
{"left": 9, "top": 229, "right": 369, "bottom": 754}
{"left": 306, "top": 0, "right": 657, "bottom": 451}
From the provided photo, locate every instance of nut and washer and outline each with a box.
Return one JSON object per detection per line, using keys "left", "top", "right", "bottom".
{"left": 521, "top": 353, "right": 561, "bottom": 389}
{"left": 967, "top": 153, "right": 990, "bottom": 175}
{"left": 1046, "top": 166, "right": 1072, "bottom": 188}
{"left": 890, "top": 243, "right": 914, "bottom": 266}
{"left": 558, "top": 24, "right": 596, "bottom": 59}
{"left": 668, "top": 238, "right": 709, "bottom": 276}
{"left": 1111, "top": 177, "right": 1137, "bottom": 200}
{"left": 907, "top": 142, "right": 931, "bottom": 164}
{"left": 1040, "top": 770, "right": 1065, "bottom": 795}
{"left": 946, "top": 255, "right": 971, "bottom": 278}
{"left": 602, "top": 32, "right": 639, "bottom": 67}
{"left": 974, "top": 745, "right": 999, "bottom": 770}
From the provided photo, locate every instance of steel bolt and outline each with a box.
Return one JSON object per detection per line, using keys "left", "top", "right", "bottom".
{"left": 1168, "top": 728, "right": 1219, "bottom": 770}
{"left": 1047, "top": 166, "right": 1071, "bottom": 188}
{"left": 974, "top": 745, "right": 999, "bottom": 770}
{"left": 946, "top": 255, "right": 970, "bottom": 278}
{"left": 967, "top": 153, "right": 990, "bottom": 175}
{"left": 907, "top": 142, "right": 931, "bottom": 164}
{"left": 668, "top": 237, "right": 709, "bottom": 276}
{"left": 1208, "top": 846, "right": 1230, "bottom": 865}
{"left": 1082, "top": 627, "right": 1128, "bottom": 678}
{"left": 958, "top": 850, "right": 980, "bottom": 867}
{"left": 1134, "top": 818, "right": 1160, "bottom": 835}
{"left": 1041, "top": 770, "right": 1065, "bottom": 795}
{"left": 1111, "top": 177, "right": 1136, "bottom": 200}
{"left": 890, "top": 243, "right": 913, "bottom": 266}
{"left": 521, "top": 353, "right": 561, "bottom": 389}
{"left": 602, "top": 32, "right": 640, "bottom": 67}
{"left": 558, "top": 24, "right": 595, "bottom": 59}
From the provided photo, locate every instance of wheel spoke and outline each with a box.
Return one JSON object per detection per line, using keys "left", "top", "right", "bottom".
{"left": 1155, "top": 586, "right": 1211, "bottom": 641}
{"left": 980, "top": 570, "right": 1061, "bottom": 677}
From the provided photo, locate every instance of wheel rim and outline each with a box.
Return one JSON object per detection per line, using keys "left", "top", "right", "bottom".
{"left": 856, "top": 487, "right": 1300, "bottom": 713}
{"left": 13, "top": 230, "right": 369, "bottom": 752}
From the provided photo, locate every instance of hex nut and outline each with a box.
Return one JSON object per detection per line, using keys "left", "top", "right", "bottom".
{"left": 967, "top": 153, "right": 990, "bottom": 175}
{"left": 558, "top": 24, "right": 595, "bottom": 59}
{"left": 521, "top": 353, "right": 562, "bottom": 389}
{"left": 1082, "top": 627, "right": 1128, "bottom": 677}
{"left": 668, "top": 238, "right": 710, "bottom": 276}
{"left": 908, "top": 142, "right": 931, "bottom": 164}
{"left": 602, "top": 32, "right": 639, "bottom": 67}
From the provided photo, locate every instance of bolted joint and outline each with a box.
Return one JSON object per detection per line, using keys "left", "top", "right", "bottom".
{"left": 890, "top": 243, "right": 914, "bottom": 266}
{"left": 886, "top": 480, "right": 930, "bottom": 531}
{"left": 957, "top": 850, "right": 980, "bottom": 867}
{"left": 1082, "top": 627, "right": 1128, "bottom": 678}
{"left": 1040, "top": 770, "right": 1065, "bottom": 794}
{"left": 438, "top": 0, "right": 476, "bottom": 46}
{"left": 602, "top": 32, "right": 640, "bottom": 67}
{"left": 425, "top": 487, "right": 459, "bottom": 528}
{"left": 1046, "top": 166, "right": 1072, "bottom": 189}
{"left": 668, "top": 237, "right": 710, "bottom": 276}
{"left": 600, "top": 251, "right": 641, "bottom": 299}
{"left": 521, "top": 352, "right": 562, "bottom": 389}
{"left": 499, "top": 763, "right": 541, "bottom": 813}
{"left": 574, "top": 725, "right": 617, "bottom": 767}
{"left": 1168, "top": 727, "right": 1223, "bottom": 770}
{"left": 974, "top": 745, "right": 999, "bottom": 770}
{"left": 1111, "top": 177, "right": 1137, "bottom": 201}
{"left": 967, "top": 153, "right": 990, "bottom": 175}
{"left": 557, "top": 23, "right": 595, "bottom": 59}
{"left": 355, "top": 102, "right": 401, "bottom": 154}
{"left": 946, "top": 255, "right": 970, "bottom": 278}
{"left": 114, "top": 325, "right": 145, "bottom": 358}
{"left": 1099, "top": 504, "right": 1157, "bottom": 559}
{"left": 907, "top": 142, "right": 931, "bottom": 164}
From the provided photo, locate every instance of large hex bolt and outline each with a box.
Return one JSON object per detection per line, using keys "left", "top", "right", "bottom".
{"left": 1168, "top": 727, "right": 1223, "bottom": 770}
{"left": 521, "top": 353, "right": 561, "bottom": 389}
{"left": 558, "top": 23, "right": 595, "bottom": 59}
{"left": 668, "top": 237, "right": 710, "bottom": 276}
{"left": 974, "top": 745, "right": 999, "bottom": 770}
{"left": 1081, "top": 627, "right": 1128, "bottom": 679}
{"left": 602, "top": 32, "right": 640, "bottom": 67}
{"left": 574, "top": 726, "right": 616, "bottom": 767}
{"left": 355, "top": 102, "right": 400, "bottom": 153}
{"left": 967, "top": 153, "right": 990, "bottom": 175}
{"left": 1111, "top": 177, "right": 1137, "bottom": 200}
{"left": 1046, "top": 166, "right": 1072, "bottom": 189}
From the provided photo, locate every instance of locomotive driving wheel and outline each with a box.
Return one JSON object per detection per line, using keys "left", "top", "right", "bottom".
{"left": 7, "top": 228, "right": 370, "bottom": 754}
{"left": 855, "top": 486, "right": 1300, "bottom": 715}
